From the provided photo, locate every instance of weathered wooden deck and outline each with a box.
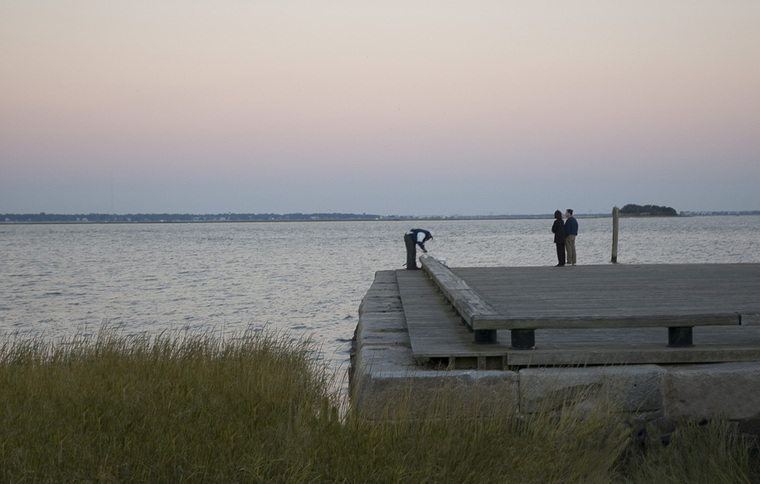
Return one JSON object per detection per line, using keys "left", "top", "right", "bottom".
{"left": 397, "top": 261, "right": 760, "bottom": 369}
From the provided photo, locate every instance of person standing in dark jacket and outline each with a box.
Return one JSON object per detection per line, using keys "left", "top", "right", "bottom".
{"left": 404, "top": 228, "right": 433, "bottom": 270}
{"left": 551, "top": 210, "right": 566, "bottom": 267}
{"left": 564, "top": 209, "right": 578, "bottom": 265}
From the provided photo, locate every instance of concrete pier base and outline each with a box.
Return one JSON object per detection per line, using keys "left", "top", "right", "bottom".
{"left": 350, "top": 269, "right": 760, "bottom": 425}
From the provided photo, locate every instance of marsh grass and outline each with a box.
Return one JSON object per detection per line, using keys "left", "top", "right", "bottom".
{"left": 0, "top": 327, "right": 336, "bottom": 482}
{"left": 623, "top": 417, "right": 756, "bottom": 483}
{"left": 0, "top": 327, "right": 756, "bottom": 483}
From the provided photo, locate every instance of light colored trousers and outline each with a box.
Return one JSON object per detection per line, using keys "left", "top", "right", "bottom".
{"left": 565, "top": 234, "right": 576, "bottom": 265}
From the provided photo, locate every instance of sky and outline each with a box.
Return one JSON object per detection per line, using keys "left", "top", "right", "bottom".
{"left": 1, "top": 1, "right": 758, "bottom": 216}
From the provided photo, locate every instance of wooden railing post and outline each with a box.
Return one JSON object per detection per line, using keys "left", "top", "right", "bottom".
{"left": 404, "top": 233, "right": 418, "bottom": 269}
{"left": 611, "top": 206, "right": 619, "bottom": 263}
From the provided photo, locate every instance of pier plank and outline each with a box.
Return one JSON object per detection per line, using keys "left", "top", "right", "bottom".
{"left": 505, "top": 344, "right": 760, "bottom": 367}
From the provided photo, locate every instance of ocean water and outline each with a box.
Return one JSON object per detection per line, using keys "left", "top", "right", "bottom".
{"left": 2, "top": 216, "right": 759, "bottom": 376}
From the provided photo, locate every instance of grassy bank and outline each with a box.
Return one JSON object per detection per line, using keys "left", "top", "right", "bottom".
{"left": 0, "top": 328, "right": 755, "bottom": 482}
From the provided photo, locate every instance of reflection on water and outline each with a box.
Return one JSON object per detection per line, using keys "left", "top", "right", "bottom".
{"left": 1, "top": 216, "right": 759, "bottom": 373}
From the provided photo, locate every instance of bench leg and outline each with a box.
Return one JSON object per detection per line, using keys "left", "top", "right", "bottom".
{"left": 474, "top": 329, "right": 497, "bottom": 344}
{"left": 668, "top": 327, "right": 694, "bottom": 347}
{"left": 511, "top": 329, "right": 535, "bottom": 350}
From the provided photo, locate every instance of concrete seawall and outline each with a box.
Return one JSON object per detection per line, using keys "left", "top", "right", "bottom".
{"left": 350, "top": 268, "right": 760, "bottom": 431}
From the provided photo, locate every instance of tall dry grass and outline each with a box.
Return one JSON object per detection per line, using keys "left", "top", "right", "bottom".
{"left": 0, "top": 327, "right": 336, "bottom": 481}
{"left": 0, "top": 326, "right": 755, "bottom": 482}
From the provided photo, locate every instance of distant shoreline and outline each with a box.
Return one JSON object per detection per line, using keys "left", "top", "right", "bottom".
{"left": 2, "top": 210, "right": 759, "bottom": 224}
{"left": 0, "top": 215, "right": 593, "bottom": 224}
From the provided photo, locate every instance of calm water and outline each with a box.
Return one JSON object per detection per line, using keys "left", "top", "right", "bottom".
{"left": 2, "top": 216, "right": 759, "bottom": 375}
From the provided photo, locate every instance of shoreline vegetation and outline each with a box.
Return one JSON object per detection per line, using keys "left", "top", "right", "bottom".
{"left": 1, "top": 327, "right": 756, "bottom": 482}
{"left": 3, "top": 208, "right": 760, "bottom": 223}
{"left": 618, "top": 204, "right": 678, "bottom": 217}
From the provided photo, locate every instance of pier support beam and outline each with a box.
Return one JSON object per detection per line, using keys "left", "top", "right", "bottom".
{"left": 474, "top": 329, "right": 497, "bottom": 344}
{"left": 668, "top": 327, "right": 694, "bottom": 347}
{"left": 511, "top": 329, "right": 536, "bottom": 350}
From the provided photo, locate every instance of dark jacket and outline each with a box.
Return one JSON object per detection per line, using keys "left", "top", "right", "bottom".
{"left": 552, "top": 219, "right": 566, "bottom": 244}
{"left": 564, "top": 216, "right": 578, "bottom": 236}
{"left": 409, "top": 228, "right": 432, "bottom": 251}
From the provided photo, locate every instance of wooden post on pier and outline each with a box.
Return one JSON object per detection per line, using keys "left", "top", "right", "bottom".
{"left": 611, "top": 206, "right": 619, "bottom": 263}
{"left": 404, "top": 233, "right": 419, "bottom": 270}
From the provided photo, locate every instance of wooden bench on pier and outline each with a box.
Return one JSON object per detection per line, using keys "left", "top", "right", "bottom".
{"left": 419, "top": 255, "right": 754, "bottom": 350}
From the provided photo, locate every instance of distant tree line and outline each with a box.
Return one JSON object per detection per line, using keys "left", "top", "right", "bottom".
{"left": 680, "top": 210, "right": 760, "bottom": 216}
{"left": 1, "top": 212, "right": 391, "bottom": 223}
{"left": 1, "top": 212, "right": 582, "bottom": 223}
{"left": 7, "top": 209, "right": 755, "bottom": 223}
{"left": 2, "top": 212, "right": 604, "bottom": 223}
{"left": 619, "top": 204, "right": 679, "bottom": 216}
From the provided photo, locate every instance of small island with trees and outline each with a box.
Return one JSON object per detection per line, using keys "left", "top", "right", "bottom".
{"left": 619, "top": 204, "right": 679, "bottom": 217}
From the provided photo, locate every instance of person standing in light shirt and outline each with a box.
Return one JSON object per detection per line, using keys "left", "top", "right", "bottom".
{"left": 564, "top": 209, "right": 578, "bottom": 265}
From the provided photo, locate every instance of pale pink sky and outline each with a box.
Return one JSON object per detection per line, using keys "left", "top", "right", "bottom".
{"left": 1, "top": 0, "right": 758, "bottom": 215}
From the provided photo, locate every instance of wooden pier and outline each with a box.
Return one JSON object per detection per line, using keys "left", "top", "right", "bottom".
{"left": 399, "top": 257, "right": 760, "bottom": 369}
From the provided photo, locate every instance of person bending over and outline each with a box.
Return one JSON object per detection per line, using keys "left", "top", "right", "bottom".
{"left": 404, "top": 228, "right": 432, "bottom": 270}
